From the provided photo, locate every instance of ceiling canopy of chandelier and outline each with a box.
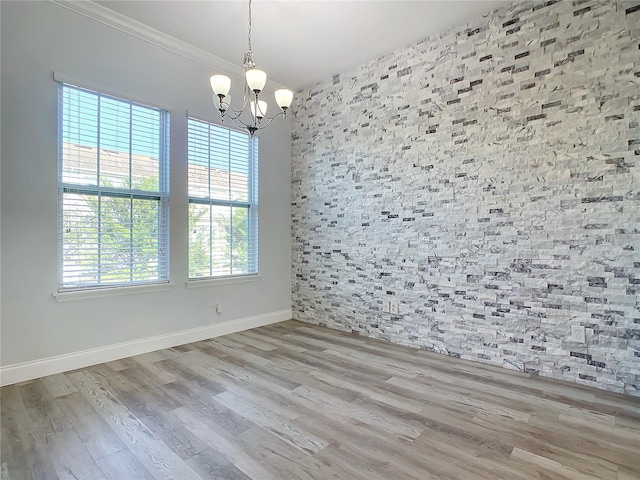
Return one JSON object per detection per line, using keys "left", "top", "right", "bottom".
{"left": 209, "top": 0, "right": 294, "bottom": 136}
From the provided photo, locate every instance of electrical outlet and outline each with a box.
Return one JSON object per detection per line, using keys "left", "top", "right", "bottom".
{"left": 211, "top": 299, "right": 222, "bottom": 314}
{"left": 570, "top": 325, "right": 585, "bottom": 343}
{"left": 384, "top": 301, "right": 401, "bottom": 315}
{"left": 382, "top": 300, "right": 390, "bottom": 313}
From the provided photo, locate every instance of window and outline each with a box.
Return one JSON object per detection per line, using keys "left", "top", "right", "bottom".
{"left": 187, "top": 118, "right": 258, "bottom": 278}
{"left": 58, "top": 83, "right": 170, "bottom": 291}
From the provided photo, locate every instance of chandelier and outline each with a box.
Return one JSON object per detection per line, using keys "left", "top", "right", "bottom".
{"left": 209, "top": 0, "right": 294, "bottom": 136}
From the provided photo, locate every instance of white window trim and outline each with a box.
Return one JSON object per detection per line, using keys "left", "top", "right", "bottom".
{"left": 53, "top": 282, "right": 175, "bottom": 302}
{"left": 186, "top": 116, "right": 259, "bottom": 280}
{"left": 57, "top": 81, "right": 171, "bottom": 292}
{"left": 186, "top": 274, "right": 262, "bottom": 289}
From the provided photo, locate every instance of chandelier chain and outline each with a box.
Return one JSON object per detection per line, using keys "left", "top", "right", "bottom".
{"left": 247, "top": 0, "right": 252, "bottom": 53}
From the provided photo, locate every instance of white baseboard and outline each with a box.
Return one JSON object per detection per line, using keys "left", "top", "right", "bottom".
{"left": 0, "top": 309, "right": 291, "bottom": 387}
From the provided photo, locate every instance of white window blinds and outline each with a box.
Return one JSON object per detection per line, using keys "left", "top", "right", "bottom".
{"left": 58, "top": 83, "right": 170, "bottom": 291}
{"left": 187, "top": 118, "right": 258, "bottom": 278}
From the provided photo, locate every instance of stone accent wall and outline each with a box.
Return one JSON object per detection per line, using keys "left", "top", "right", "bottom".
{"left": 291, "top": 0, "right": 640, "bottom": 395}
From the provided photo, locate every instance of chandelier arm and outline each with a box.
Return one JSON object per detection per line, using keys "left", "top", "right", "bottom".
{"left": 219, "top": 110, "right": 257, "bottom": 131}
{"left": 223, "top": 83, "right": 261, "bottom": 122}
{"left": 217, "top": 101, "right": 244, "bottom": 120}
{"left": 263, "top": 110, "right": 286, "bottom": 122}
{"left": 224, "top": 102, "right": 282, "bottom": 124}
{"left": 216, "top": 84, "right": 252, "bottom": 115}
{"left": 216, "top": 105, "right": 284, "bottom": 134}
{"left": 218, "top": 100, "right": 261, "bottom": 128}
{"left": 217, "top": 98, "right": 266, "bottom": 133}
{"left": 217, "top": 110, "right": 258, "bottom": 132}
{"left": 251, "top": 110, "right": 286, "bottom": 131}
{"left": 240, "top": 81, "right": 252, "bottom": 112}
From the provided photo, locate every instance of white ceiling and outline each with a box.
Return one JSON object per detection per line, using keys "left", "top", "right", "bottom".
{"left": 96, "top": 0, "right": 509, "bottom": 91}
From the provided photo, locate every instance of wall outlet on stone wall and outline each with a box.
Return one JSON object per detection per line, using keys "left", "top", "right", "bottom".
{"left": 382, "top": 301, "right": 390, "bottom": 313}
{"left": 571, "top": 325, "right": 586, "bottom": 343}
{"left": 383, "top": 300, "right": 401, "bottom": 314}
{"left": 389, "top": 301, "right": 401, "bottom": 315}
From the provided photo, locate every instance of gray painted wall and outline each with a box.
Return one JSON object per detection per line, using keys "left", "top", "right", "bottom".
{"left": 292, "top": 0, "right": 639, "bottom": 394}
{"left": 1, "top": 1, "right": 291, "bottom": 366}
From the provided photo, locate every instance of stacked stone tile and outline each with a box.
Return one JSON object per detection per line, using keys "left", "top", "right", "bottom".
{"left": 291, "top": 0, "right": 640, "bottom": 395}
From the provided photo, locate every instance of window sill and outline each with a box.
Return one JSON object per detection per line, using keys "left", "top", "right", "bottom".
{"left": 53, "top": 282, "right": 175, "bottom": 302}
{"left": 186, "top": 274, "right": 262, "bottom": 288}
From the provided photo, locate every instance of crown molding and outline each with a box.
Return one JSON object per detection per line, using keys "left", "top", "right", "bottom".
{"left": 48, "top": 0, "right": 286, "bottom": 91}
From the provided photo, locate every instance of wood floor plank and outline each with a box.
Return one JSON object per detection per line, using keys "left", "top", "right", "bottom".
{"left": 127, "top": 402, "right": 209, "bottom": 461}
{"left": 128, "top": 351, "right": 178, "bottom": 385}
{"left": 67, "top": 370, "right": 203, "bottom": 480}
{"left": 412, "top": 426, "right": 533, "bottom": 480}
{"left": 521, "top": 412, "right": 640, "bottom": 471}
{"left": 158, "top": 381, "right": 254, "bottom": 438}
{"left": 18, "top": 381, "right": 72, "bottom": 439}
{"left": 85, "top": 364, "right": 141, "bottom": 398}
{"left": 197, "top": 339, "right": 303, "bottom": 391}
{"left": 236, "top": 426, "right": 321, "bottom": 480}
{"left": 214, "top": 390, "right": 328, "bottom": 455}
{"left": 39, "top": 374, "right": 78, "bottom": 399}
{"left": 292, "top": 383, "right": 423, "bottom": 440}
{"left": 45, "top": 428, "right": 106, "bottom": 480}
{"left": 170, "top": 405, "right": 276, "bottom": 480}
{"left": 1, "top": 385, "right": 59, "bottom": 480}
{"left": 13, "top": 433, "right": 59, "bottom": 480}
{"left": 174, "top": 349, "right": 251, "bottom": 383}
{"left": 95, "top": 448, "right": 155, "bottom": 480}
{"left": 618, "top": 465, "right": 640, "bottom": 480}
{"left": 509, "top": 446, "right": 604, "bottom": 480}
{"left": 252, "top": 354, "right": 361, "bottom": 402}
{"left": 118, "top": 363, "right": 173, "bottom": 390}
{"left": 2, "top": 320, "right": 638, "bottom": 479}
{"left": 388, "top": 374, "right": 532, "bottom": 422}
{"left": 185, "top": 447, "right": 252, "bottom": 480}
{"left": 154, "top": 359, "right": 226, "bottom": 403}
{"left": 240, "top": 329, "right": 308, "bottom": 353}
{"left": 212, "top": 375, "right": 300, "bottom": 421}
{"left": 204, "top": 340, "right": 273, "bottom": 369}
{"left": 104, "top": 357, "right": 135, "bottom": 372}
{"left": 56, "top": 391, "right": 125, "bottom": 460}
{"left": 296, "top": 410, "right": 473, "bottom": 480}
{"left": 304, "top": 444, "right": 399, "bottom": 480}
{"left": 309, "top": 369, "right": 425, "bottom": 414}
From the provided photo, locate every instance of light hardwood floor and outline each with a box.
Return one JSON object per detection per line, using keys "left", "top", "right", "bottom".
{"left": 1, "top": 320, "right": 639, "bottom": 479}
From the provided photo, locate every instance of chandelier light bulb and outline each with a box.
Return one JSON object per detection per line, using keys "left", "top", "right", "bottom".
{"left": 250, "top": 100, "right": 268, "bottom": 119}
{"left": 275, "top": 89, "right": 294, "bottom": 110}
{"left": 210, "top": 75, "right": 231, "bottom": 97}
{"left": 246, "top": 69, "right": 267, "bottom": 93}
